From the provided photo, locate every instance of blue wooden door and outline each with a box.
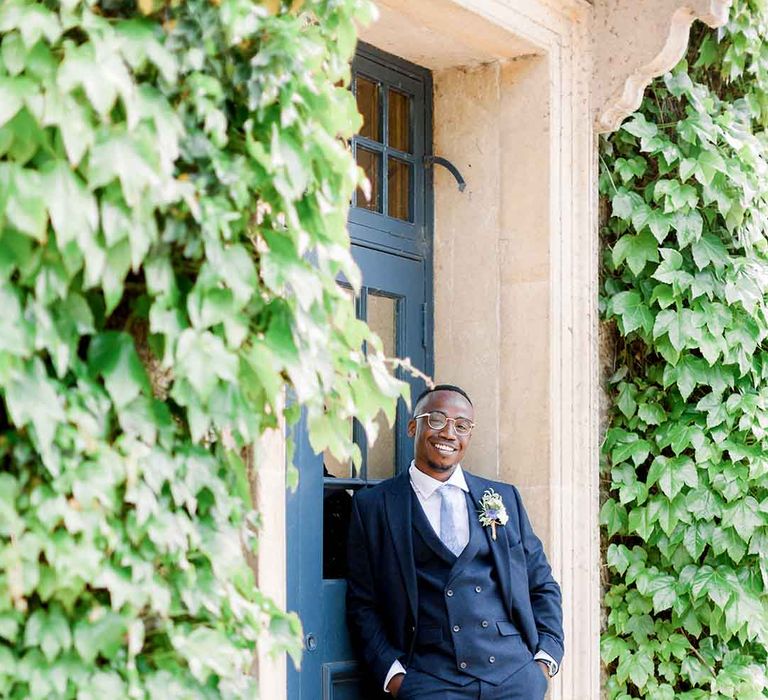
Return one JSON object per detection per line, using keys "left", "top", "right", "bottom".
{"left": 288, "top": 46, "right": 432, "bottom": 700}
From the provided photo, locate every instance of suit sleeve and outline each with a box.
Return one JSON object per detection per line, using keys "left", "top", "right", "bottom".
{"left": 512, "top": 485, "right": 565, "bottom": 666}
{"left": 346, "top": 494, "right": 406, "bottom": 688}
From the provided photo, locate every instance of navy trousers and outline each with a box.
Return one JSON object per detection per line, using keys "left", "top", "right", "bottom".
{"left": 396, "top": 660, "right": 548, "bottom": 700}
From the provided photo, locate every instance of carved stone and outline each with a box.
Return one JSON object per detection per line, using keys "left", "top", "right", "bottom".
{"left": 593, "top": 0, "right": 733, "bottom": 132}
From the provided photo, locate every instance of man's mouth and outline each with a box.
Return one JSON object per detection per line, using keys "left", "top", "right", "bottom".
{"left": 431, "top": 442, "right": 457, "bottom": 455}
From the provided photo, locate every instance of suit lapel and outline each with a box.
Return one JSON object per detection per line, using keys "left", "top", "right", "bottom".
{"left": 464, "top": 472, "right": 513, "bottom": 611}
{"left": 384, "top": 471, "right": 418, "bottom": 622}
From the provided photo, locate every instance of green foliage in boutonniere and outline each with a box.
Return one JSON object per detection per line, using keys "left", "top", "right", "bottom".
{"left": 478, "top": 488, "right": 509, "bottom": 540}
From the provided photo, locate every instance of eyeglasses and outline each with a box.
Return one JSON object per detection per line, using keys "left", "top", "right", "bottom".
{"left": 414, "top": 411, "right": 475, "bottom": 436}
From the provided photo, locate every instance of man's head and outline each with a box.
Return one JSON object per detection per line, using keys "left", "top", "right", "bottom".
{"left": 407, "top": 384, "right": 474, "bottom": 481}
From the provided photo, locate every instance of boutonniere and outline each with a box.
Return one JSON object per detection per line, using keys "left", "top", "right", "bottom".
{"left": 478, "top": 488, "right": 509, "bottom": 540}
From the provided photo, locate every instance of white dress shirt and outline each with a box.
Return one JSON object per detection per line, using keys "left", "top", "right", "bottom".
{"left": 383, "top": 462, "right": 558, "bottom": 692}
{"left": 410, "top": 460, "right": 471, "bottom": 547}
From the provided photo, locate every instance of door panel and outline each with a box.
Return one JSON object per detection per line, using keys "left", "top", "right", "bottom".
{"left": 288, "top": 44, "right": 432, "bottom": 700}
{"left": 288, "top": 248, "right": 427, "bottom": 699}
{"left": 322, "top": 248, "right": 425, "bottom": 680}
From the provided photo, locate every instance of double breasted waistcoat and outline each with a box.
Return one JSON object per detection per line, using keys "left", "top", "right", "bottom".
{"left": 409, "top": 489, "right": 534, "bottom": 684}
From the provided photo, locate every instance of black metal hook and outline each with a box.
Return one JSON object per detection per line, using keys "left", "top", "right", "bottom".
{"left": 423, "top": 155, "right": 467, "bottom": 192}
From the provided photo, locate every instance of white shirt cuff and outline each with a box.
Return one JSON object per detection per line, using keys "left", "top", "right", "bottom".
{"left": 384, "top": 659, "right": 406, "bottom": 692}
{"left": 534, "top": 650, "right": 558, "bottom": 677}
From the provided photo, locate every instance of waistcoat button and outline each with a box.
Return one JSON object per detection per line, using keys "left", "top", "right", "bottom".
{"left": 481, "top": 620, "right": 489, "bottom": 628}
{"left": 475, "top": 586, "right": 482, "bottom": 593}
{"left": 446, "top": 589, "right": 454, "bottom": 597}
{"left": 460, "top": 662, "right": 467, "bottom": 670}
{"left": 453, "top": 625, "right": 461, "bottom": 632}
{"left": 489, "top": 656, "right": 496, "bottom": 663}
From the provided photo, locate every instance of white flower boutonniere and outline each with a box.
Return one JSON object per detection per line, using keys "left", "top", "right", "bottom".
{"left": 478, "top": 488, "right": 509, "bottom": 540}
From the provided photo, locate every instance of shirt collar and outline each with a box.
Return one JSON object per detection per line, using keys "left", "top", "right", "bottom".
{"left": 409, "top": 460, "right": 468, "bottom": 499}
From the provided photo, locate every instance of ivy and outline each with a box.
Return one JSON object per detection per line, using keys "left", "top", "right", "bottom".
{"left": 601, "top": 2, "right": 768, "bottom": 697}
{"left": 0, "top": 0, "right": 404, "bottom": 697}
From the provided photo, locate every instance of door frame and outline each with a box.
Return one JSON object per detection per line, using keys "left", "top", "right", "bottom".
{"left": 255, "top": 2, "right": 600, "bottom": 697}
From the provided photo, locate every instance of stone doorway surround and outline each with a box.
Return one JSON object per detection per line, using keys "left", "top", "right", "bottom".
{"left": 253, "top": 1, "right": 734, "bottom": 698}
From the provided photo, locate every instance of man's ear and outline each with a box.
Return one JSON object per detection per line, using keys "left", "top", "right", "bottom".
{"left": 407, "top": 419, "right": 416, "bottom": 437}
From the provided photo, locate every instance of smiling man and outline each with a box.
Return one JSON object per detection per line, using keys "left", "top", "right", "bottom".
{"left": 346, "top": 384, "right": 564, "bottom": 700}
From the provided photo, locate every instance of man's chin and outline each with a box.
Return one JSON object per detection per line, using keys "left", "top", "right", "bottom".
{"left": 427, "top": 458, "right": 458, "bottom": 472}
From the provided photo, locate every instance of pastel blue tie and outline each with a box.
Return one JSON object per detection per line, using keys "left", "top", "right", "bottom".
{"left": 439, "top": 484, "right": 466, "bottom": 557}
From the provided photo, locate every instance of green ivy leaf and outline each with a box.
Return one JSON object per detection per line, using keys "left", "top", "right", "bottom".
{"left": 722, "top": 496, "right": 764, "bottom": 541}
{"left": 681, "top": 655, "right": 712, "bottom": 686}
{"left": 617, "top": 382, "right": 638, "bottom": 418}
{"left": 2, "top": 163, "right": 48, "bottom": 240}
{"left": 0, "top": 2, "right": 62, "bottom": 48}
{"left": 653, "top": 309, "right": 699, "bottom": 352}
{"left": 637, "top": 571, "right": 677, "bottom": 613}
{"left": 601, "top": 499, "right": 628, "bottom": 538}
{"left": 672, "top": 209, "right": 703, "bottom": 247}
{"left": 5, "top": 357, "right": 65, "bottom": 457}
{"left": 629, "top": 504, "right": 657, "bottom": 542}
{"left": 88, "top": 332, "right": 151, "bottom": 408}
{"left": 42, "top": 160, "right": 99, "bottom": 249}
{"left": 610, "top": 290, "right": 654, "bottom": 335}
{"left": 612, "top": 231, "right": 660, "bottom": 276}
{"left": 601, "top": 634, "right": 629, "bottom": 663}
{"left": 691, "top": 565, "right": 734, "bottom": 609}
{"left": 619, "top": 647, "right": 655, "bottom": 689}
{"left": 0, "top": 76, "right": 35, "bottom": 128}
{"left": 612, "top": 190, "right": 636, "bottom": 220}
{"left": 23, "top": 606, "right": 71, "bottom": 662}
{"left": 683, "top": 522, "right": 712, "bottom": 559}
{"left": 638, "top": 402, "right": 666, "bottom": 425}
{"left": 73, "top": 611, "right": 126, "bottom": 663}
{"left": 623, "top": 113, "right": 658, "bottom": 140}
{"left": 647, "top": 455, "right": 698, "bottom": 499}
{"left": 691, "top": 233, "right": 729, "bottom": 270}
{"left": 686, "top": 486, "right": 723, "bottom": 521}
{"left": 654, "top": 179, "right": 698, "bottom": 212}
{"left": 648, "top": 210, "right": 672, "bottom": 244}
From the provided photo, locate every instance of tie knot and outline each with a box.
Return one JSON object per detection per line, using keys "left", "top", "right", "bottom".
{"left": 440, "top": 483, "right": 460, "bottom": 500}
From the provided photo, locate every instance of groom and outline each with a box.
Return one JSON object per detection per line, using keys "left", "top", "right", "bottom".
{"left": 346, "top": 385, "right": 564, "bottom": 699}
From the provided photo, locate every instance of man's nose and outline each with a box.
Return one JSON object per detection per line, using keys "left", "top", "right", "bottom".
{"left": 438, "top": 421, "right": 458, "bottom": 438}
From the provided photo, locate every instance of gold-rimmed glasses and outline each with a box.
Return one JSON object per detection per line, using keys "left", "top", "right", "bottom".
{"left": 414, "top": 411, "right": 475, "bottom": 436}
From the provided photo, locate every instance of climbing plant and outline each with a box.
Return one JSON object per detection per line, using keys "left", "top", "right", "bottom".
{"left": 600, "top": 2, "right": 768, "bottom": 698}
{"left": 0, "top": 0, "right": 404, "bottom": 697}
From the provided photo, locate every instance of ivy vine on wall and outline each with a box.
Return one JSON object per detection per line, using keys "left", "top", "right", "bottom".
{"left": 0, "top": 0, "right": 405, "bottom": 697}
{"left": 601, "top": 1, "right": 768, "bottom": 698}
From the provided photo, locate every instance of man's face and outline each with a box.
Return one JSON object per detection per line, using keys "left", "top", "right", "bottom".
{"left": 407, "top": 390, "right": 474, "bottom": 479}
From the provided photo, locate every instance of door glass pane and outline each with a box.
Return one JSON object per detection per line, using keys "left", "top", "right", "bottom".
{"left": 324, "top": 437, "right": 353, "bottom": 478}
{"left": 367, "top": 292, "right": 397, "bottom": 480}
{"left": 356, "top": 147, "right": 381, "bottom": 213}
{"left": 387, "top": 158, "right": 411, "bottom": 221}
{"left": 356, "top": 75, "right": 380, "bottom": 142}
{"left": 388, "top": 89, "right": 410, "bottom": 152}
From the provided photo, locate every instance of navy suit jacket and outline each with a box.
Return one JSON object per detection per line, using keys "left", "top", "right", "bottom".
{"left": 346, "top": 469, "right": 564, "bottom": 690}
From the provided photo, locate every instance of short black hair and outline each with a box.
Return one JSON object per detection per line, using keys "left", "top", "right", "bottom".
{"left": 413, "top": 384, "right": 473, "bottom": 414}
